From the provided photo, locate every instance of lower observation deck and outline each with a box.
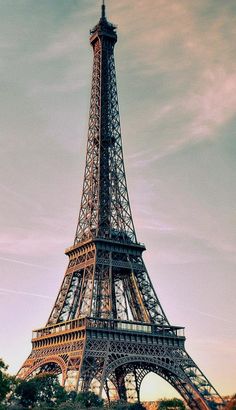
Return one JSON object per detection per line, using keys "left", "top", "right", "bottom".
{"left": 32, "top": 317, "right": 185, "bottom": 350}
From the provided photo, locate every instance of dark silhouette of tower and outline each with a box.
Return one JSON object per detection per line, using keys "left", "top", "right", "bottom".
{"left": 18, "top": 4, "right": 224, "bottom": 409}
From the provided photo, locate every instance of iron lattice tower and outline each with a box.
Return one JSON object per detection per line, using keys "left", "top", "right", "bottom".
{"left": 18, "top": 5, "right": 224, "bottom": 409}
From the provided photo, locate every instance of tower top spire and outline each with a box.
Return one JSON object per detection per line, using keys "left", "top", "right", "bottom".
{"left": 101, "top": 0, "right": 106, "bottom": 19}
{"left": 90, "top": 0, "right": 117, "bottom": 44}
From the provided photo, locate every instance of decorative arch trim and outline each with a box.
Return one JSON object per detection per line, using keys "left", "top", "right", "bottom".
{"left": 104, "top": 355, "right": 186, "bottom": 381}
{"left": 24, "top": 356, "right": 67, "bottom": 384}
{"left": 103, "top": 355, "right": 209, "bottom": 410}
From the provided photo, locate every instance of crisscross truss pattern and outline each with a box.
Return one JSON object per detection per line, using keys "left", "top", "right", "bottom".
{"left": 46, "top": 241, "right": 169, "bottom": 325}
{"left": 81, "top": 335, "right": 225, "bottom": 410}
{"left": 74, "top": 13, "right": 136, "bottom": 244}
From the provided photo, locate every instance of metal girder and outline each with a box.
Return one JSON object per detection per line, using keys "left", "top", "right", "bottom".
{"left": 46, "top": 242, "right": 170, "bottom": 325}
{"left": 74, "top": 11, "right": 136, "bottom": 245}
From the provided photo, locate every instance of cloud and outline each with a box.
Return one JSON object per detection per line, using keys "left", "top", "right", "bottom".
{"left": 35, "top": 32, "right": 81, "bottom": 62}
{"left": 31, "top": 3, "right": 95, "bottom": 63}
{"left": 0, "top": 183, "right": 42, "bottom": 209}
{"left": 187, "top": 307, "right": 232, "bottom": 324}
{"left": 0, "top": 287, "right": 52, "bottom": 299}
{"left": 124, "top": 70, "right": 236, "bottom": 162}
{"left": 143, "top": 203, "right": 236, "bottom": 263}
{"left": 179, "top": 68, "right": 236, "bottom": 141}
{"left": 0, "top": 229, "right": 67, "bottom": 258}
{"left": 112, "top": 0, "right": 236, "bottom": 158}
{"left": 0, "top": 256, "right": 51, "bottom": 270}
{"left": 130, "top": 166, "right": 236, "bottom": 267}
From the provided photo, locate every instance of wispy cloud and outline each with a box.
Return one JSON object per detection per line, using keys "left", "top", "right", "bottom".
{"left": 125, "top": 67, "right": 236, "bottom": 162}
{"left": 0, "top": 256, "right": 51, "bottom": 270}
{"left": 0, "top": 183, "right": 42, "bottom": 209}
{"left": 0, "top": 228, "right": 68, "bottom": 258}
{"left": 34, "top": 31, "right": 82, "bottom": 62}
{"left": 114, "top": 0, "right": 236, "bottom": 159}
{"left": 187, "top": 307, "right": 233, "bottom": 324}
{"left": 139, "top": 209, "right": 236, "bottom": 264}
{"left": 0, "top": 287, "right": 53, "bottom": 299}
{"left": 179, "top": 69, "right": 236, "bottom": 142}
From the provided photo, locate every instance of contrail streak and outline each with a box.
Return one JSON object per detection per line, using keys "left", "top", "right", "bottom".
{"left": 188, "top": 307, "right": 231, "bottom": 323}
{"left": 0, "top": 287, "right": 53, "bottom": 299}
{"left": 0, "top": 256, "right": 51, "bottom": 270}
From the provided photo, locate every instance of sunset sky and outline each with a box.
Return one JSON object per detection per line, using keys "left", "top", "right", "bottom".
{"left": 0, "top": 0, "right": 235, "bottom": 400}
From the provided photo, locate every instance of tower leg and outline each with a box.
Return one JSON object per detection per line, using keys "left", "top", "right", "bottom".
{"left": 134, "top": 369, "right": 141, "bottom": 402}
{"left": 125, "top": 371, "right": 140, "bottom": 402}
{"left": 115, "top": 368, "right": 127, "bottom": 401}
{"left": 64, "top": 370, "right": 80, "bottom": 391}
{"left": 104, "top": 378, "right": 119, "bottom": 402}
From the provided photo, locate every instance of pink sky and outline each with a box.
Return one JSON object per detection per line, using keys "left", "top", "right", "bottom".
{"left": 0, "top": 0, "right": 235, "bottom": 400}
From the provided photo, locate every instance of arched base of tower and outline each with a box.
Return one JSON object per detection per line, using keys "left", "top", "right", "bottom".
{"left": 18, "top": 319, "right": 224, "bottom": 410}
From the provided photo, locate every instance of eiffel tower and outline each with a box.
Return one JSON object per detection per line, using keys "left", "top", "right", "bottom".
{"left": 18, "top": 3, "right": 225, "bottom": 409}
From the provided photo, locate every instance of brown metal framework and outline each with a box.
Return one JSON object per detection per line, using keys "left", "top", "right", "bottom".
{"left": 18, "top": 4, "right": 224, "bottom": 410}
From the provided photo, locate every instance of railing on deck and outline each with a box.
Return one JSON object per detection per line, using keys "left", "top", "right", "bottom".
{"left": 32, "top": 316, "right": 184, "bottom": 339}
{"left": 86, "top": 317, "right": 185, "bottom": 337}
{"left": 32, "top": 317, "right": 86, "bottom": 339}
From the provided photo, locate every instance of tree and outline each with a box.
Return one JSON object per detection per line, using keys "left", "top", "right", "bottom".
{"left": 75, "top": 391, "right": 104, "bottom": 408}
{"left": 109, "top": 401, "right": 131, "bottom": 410}
{"left": 11, "top": 374, "right": 67, "bottom": 408}
{"left": 14, "top": 379, "right": 38, "bottom": 408}
{"left": 158, "top": 398, "right": 185, "bottom": 409}
{"left": 0, "top": 358, "right": 12, "bottom": 403}
{"left": 225, "top": 394, "right": 236, "bottom": 410}
{"left": 57, "top": 403, "right": 80, "bottom": 410}
{"left": 34, "top": 374, "right": 67, "bottom": 407}
{"left": 129, "top": 404, "right": 146, "bottom": 410}
{"left": 110, "top": 401, "right": 146, "bottom": 410}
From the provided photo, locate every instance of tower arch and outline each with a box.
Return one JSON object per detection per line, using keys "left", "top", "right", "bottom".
{"left": 18, "top": 356, "right": 67, "bottom": 384}
{"left": 102, "top": 357, "right": 211, "bottom": 410}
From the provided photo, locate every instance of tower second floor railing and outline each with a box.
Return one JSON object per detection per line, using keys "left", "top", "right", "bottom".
{"left": 32, "top": 316, "right": 185, "bottom": 340}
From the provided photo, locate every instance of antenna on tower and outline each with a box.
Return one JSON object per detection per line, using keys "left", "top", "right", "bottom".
{"left": 101, "top": 0, "right": 106, "bottom": 19}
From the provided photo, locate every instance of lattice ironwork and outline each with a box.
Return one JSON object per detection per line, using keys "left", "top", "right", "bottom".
{"left": 74, "top": 5, "right": 136, "bottom": 245}
{"left": 18, "top": 4, "right": 224, "bottom": 410}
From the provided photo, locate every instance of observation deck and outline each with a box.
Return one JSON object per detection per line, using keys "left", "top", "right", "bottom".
{"left": 32, "top": 317, "right": 185, "bottom": 350}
